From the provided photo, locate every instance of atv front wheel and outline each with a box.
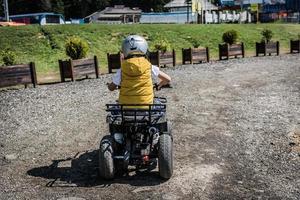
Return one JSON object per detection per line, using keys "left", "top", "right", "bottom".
{"left": 158, "top": 134, "right": 173, "bottom": 179}
{"left": 99, "top": 135, "right": 115, "bottom": 180}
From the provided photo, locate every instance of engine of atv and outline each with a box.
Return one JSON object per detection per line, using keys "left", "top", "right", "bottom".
{"left": 106, "top": 103, "right": 170, "bottom": 167}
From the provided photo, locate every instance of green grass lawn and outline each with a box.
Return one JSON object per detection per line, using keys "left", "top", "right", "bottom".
{"left": 1, "top": 23, "right": 300, "bottom": 76}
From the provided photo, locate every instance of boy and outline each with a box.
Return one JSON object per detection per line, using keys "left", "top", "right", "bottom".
{"left": 107, "top": 35, "right": 171, "bottom": 106}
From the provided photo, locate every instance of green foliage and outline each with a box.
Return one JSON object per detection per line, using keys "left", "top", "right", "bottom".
{"left": 0, "top": 24, "right": 299, "bottom": 74}
{"left": 65, "top": 36, "right": 89, "bottom": 60}
{"left": 188, "top": 37, "right": 201, "bottom": 48}
{"left": 152, "top": 38, "right": 171, "bottom": 53}
{"left": 7, "top": 0, "right": 171, "bottom": 19}
{"left": 297, "top": 34, "right": 300, "bottom": 41}
{"left": 1, "top": 50, "right": 17, "bottom": 66}
{"left": 222, "top": 30, "right": 238, "bottom": 45}
{"left": 52, "top": 0, "right": 64, "bottom": 14}
{"left": 261, "top": 29, "right": 273, "bottom": 43}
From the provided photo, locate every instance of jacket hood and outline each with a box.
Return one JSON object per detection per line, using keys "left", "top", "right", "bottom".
{"left": 122, "top": 57, "right": 151, "bottom": 77}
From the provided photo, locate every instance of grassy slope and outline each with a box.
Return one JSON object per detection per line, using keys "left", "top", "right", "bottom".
{"left": 0, "top": 24, "right": 300, "bottom": 75}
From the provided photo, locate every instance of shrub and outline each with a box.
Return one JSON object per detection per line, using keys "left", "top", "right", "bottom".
{"left": 190, "top": 38, "right": 201, "bottom": 48}
{"left": 65, "top": 36, "right": 89, "bottom": 60}
{"left": 297, "top": 34, "right": 300, "bottom": 40}
{"left": 261, "top": 29, "right": 273, "bottom": 43}
{"left": 1, "top": 50, "right": 17, "bottom": 66}
{"left": 222, "top": 30, "right": 238, "bottom": 45}
{"left": 153, "top": 39, "right": 171, "bottom": 53}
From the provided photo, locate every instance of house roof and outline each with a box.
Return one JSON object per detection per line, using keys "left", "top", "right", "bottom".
{"left": 164, "top": 0, "right": 187, "bottom": 8}
{"left": 164, "top": 0, "right": 218, "bottom": 10}
{"left": 85, "top": 5, "right": 141, "bottom": 19}
{"left": 10, "top": 12, "right": 63, "bottom": 18}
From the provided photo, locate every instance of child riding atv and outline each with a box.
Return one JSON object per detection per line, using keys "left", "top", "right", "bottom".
{"left": 107, "top": 35, "right": 171, "bottom": 103}
{"left": 99, "top": 35, "right": 173, "bottom": 180}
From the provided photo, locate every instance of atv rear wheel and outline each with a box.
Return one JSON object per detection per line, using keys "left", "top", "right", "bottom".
{"left": 158, "top": 134, "right": 173, "bottom": 179}
{"left": 99, "top": 135, "right": 115, "bottom": 180}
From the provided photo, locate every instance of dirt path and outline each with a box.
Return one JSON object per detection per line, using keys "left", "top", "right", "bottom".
{"left": 0, "top": 55, "right": 299, "bottom": 200}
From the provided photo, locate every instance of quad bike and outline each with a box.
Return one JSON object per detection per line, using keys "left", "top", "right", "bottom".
{"left": 99, "top": 96, "right": 173, "bottom": 180}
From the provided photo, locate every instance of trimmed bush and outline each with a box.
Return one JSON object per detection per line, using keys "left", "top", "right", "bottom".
{"left": 153, "top": 39, "right": 171, "bottom": 53}
{"left": 65, "top": 36, "right": 89, "bottom": 60}
{"left": 261, "top": 29, "right": 273, "bottom": 43}
{"left": 222, "top": 30, "right": 238, "bottom": 45}
{"left": 1, "top": 50, "right": 17, "bottom": 66}
{"left": 190, "top": 38, "right": 201, "bottom": 48}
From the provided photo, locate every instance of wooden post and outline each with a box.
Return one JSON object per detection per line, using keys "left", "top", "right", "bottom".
{"left": 264, "top": 42, "right": 267, "bottom": 56}
{"left": 30, "top": 62, "right": 37, "bottom": 88}
{"left": 226, "top": 44, "right": 229, "bottom": 60}
{"left": 206, "top": 47, "right": 210, "bottom": 63}
{"left": 70, "top": 59, "right": 74, "bottom": 82}
{"left": 107, "top": 53, "right": 112, "bottom": 73}
{"left": 219, "top": 44, "right": 222, "bottom": 60}
{"left": 157, "top": 51, "right": 160, "bottom": 68}
{"left": 118, "top": 52, "right": 122, "bottom": 68}
{"left": 172, "top": 49, "right": 176, "bottom": 66}
{"left": 190, "top": 48, "right": 193, "bottom": 64}
{"left": 241, "top": 42, "right": 245, "bottom": 58}
{"left": 94, "top": 55, "right": 99, "bottom": 78}
{"left": 255, "top": 43, "right": 258, "bottom": 57}
{"left": 276, "top": 41, "right": 280, "bottom": 56}
{"left": 59, "top": 60, "right": 65, "bottom": 82}
{"left": 182, "top": 48, "right": 185, "bottom": 65}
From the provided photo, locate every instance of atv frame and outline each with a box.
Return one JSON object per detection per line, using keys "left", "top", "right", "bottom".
{"left": 99, "top": 97, "right": 173, "bottom": 180}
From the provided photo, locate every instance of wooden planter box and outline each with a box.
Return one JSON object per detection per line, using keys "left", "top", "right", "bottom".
{"left": 256, "top": 41, "right": 279, "bottom": 56}
{"left": 107, "top": 52, "right": 123, "bottom": 73}
{"left": 149, "top": 50, "right": 176, "bottom": 67}
{"left": 219, "top": 43, "right": 245, "bottom": 60}
{"left": 59, "top": 56, "right": 99, "bottom": 82}
{"left": 0, "top": 62, "right": 37, "bottom": 88}
{"left": 182, "top": 47, "right": 209, "bottom": 64}
{"left": 290, "top": 40, "right": 300, "bottom": 53}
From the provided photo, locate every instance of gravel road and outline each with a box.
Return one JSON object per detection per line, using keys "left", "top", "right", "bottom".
{"left": 0, "top": 54, "right": 299, "bottom": 200}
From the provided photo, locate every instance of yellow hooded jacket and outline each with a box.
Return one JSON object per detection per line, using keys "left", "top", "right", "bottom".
{"left": 119, "top": 57, "right": 154, "bottom": 107}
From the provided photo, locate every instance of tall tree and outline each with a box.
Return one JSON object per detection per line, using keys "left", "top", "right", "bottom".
{"left": 0, "top": 0, "right": 3, "bottom": 17}
{"left": 40, "top": 0, "right": 52, "bottom": 12}
{"left": 52, "top": 0, "right": 64, "bottom": 14}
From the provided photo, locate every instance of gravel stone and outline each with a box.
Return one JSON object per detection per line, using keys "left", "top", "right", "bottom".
{"left": 0, "top": 54, "right": 299, "bottom": 199}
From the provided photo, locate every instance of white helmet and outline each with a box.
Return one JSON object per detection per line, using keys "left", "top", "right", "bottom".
{"left": 121, "top": 35, "right": 148, "bottom": 58}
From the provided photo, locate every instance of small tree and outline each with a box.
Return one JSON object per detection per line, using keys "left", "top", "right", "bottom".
{"left": 222, "top": 30, "right": 238, "bottom": 45}
{"left": 65, "top": 36, "right": 89, "bottom": 60}
{"left": 153, "top": 39, "right": 171, "bottom": 53}
{"left": 1, "top": 50, "right": 17, "bottom": 66}
{"left": 190, "top": 38, "right": 201, "bottom": 48}
{"left": 261, "top": 29, "right": 273, "bottom": 43}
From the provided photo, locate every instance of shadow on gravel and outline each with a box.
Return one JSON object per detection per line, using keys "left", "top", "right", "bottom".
{"left": 27, "top": 150, "right": 165, "bottom": 188}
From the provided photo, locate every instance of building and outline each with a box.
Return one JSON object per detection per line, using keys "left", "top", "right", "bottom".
{"left": 85, "top": 5, "right": 142, "bottom": 24}
{"left": 9, "top": 13, "right": 65, "bottom": 25}
{"left": 164, "top": 0, "right": 218, "bottom": 13}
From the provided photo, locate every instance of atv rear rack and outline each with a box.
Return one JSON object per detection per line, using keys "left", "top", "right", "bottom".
{"left": 106, "top": 103, "right": 166, "bottom": 125}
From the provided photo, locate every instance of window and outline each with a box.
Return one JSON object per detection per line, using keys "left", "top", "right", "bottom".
{"left": 45, "top": 15, "right": 60, "bottom": 24}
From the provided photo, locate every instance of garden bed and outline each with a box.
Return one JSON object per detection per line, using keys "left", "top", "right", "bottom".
{"left": 59, "top": 56, "right": 99, "bottom": 82}
{"left": 0, "top": 62, "right": 37, "bottom": 88}
{"left": 182, "top": 47, "right": 209, "bottom": 64}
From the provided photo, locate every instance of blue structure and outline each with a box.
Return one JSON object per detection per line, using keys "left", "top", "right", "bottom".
{"left": 220, "top": 0, "right": 263, "bottom": 6}
{"left": 286, "top": 0, "right": 300, "bottom": 12}
{"left": 10, "top": 13, "right": 65, "bottom": 25}
{"left": 140, "top": 12, "right": 197, "bottom": 24}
